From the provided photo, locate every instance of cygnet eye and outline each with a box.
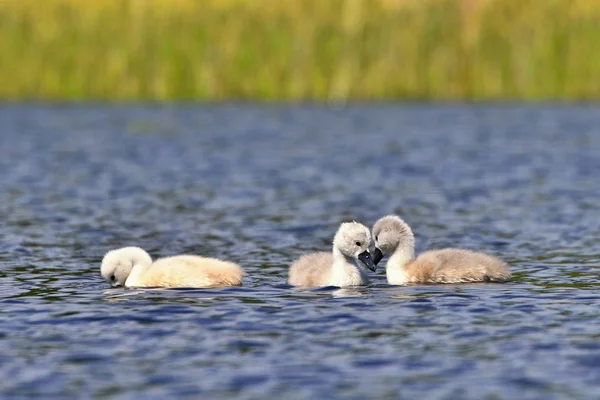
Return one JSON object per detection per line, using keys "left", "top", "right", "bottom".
{"left": 110, "top": 274, "right": 116, "bottom": 282}
{"left": 375, "top": 235, "right": 378, "bottom": 241}
{"left": 355, "top": 241, "right": 361, "bottom": 246}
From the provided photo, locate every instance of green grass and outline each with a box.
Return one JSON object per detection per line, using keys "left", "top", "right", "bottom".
{"left": 1, "top": 0, "right": 599, "bottom": 100}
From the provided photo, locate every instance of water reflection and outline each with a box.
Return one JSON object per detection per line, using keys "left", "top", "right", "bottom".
{"left": 331, "top": 288, "right": 367, "bottom": 298}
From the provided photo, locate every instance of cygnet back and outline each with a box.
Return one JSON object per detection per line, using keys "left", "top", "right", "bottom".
{"left": 139, "top": 255, "right": 244, "bottom": 288}
{"left": 288, "top": 253, "right": 334, "bottom": 287}
{"left": 409, "top": 248, "right": 510, "bottom": 284}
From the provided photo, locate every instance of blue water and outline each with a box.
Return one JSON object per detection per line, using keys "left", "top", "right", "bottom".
{"left": 1, "top": 104, "right": 600, "bottom": 399}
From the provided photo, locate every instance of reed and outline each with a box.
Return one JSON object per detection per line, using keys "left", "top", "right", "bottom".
{"left": 0, "top": 0, "right": 599, "bottom": 100}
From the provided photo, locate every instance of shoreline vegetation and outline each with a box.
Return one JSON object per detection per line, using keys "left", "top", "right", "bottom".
{"left": 1, "top": 0, "right": 599, "bottom": 101}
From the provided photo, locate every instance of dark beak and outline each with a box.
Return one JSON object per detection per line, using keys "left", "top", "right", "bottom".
{"left": 358, "top": 250, "right": 377, "bottom": 272}
{"left": 373, "top": 248, "right": 384, "bottom": 265}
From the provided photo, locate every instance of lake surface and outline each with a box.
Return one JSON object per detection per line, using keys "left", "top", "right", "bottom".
{"left": 1, "top": 104, "right": 600, "bottom": 399}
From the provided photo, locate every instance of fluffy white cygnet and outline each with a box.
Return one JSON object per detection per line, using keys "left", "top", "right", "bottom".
{"left": 372, "top": 215, "right": 511, "bottom": 285}
{"left": 288, "top": 221, "right": 376, "bottom": 288}
{"left": 100, "top": 246, "right": 244, "bottom": 288}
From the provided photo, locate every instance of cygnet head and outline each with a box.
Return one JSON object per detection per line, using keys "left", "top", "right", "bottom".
{"left": 372, "top": 215, "right": 415, "bottom": 265}
{"left": 333, "top": 221, "right": 376, "bottom": 272}
{"left": 100, "top": 247, "right": 152, "bottom": 287}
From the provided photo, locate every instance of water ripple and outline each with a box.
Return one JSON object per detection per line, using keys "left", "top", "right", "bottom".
{"left": 1, "top": 104, "right": 600, "bottom": 399}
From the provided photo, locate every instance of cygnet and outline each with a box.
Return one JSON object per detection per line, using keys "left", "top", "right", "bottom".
{"left": 100, "top": 246, "right": 244, "bottom": 288}
{"left": 372, "top": 215, "right": 511, "bottom": 285}
{"left": 288, "top": 221, "right": 376, "bottom": 288}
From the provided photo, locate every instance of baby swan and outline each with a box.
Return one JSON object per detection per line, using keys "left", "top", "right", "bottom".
{"left": 372, "top": 215, "right": 510, "bottom": 285}
{"left": 288, "top": 221, "right": 376, "bottom": 288}
{"left": 100, "top": 247, "right": 244, "bottom": 288}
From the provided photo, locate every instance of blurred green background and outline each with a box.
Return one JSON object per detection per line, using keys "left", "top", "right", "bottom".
{"left": 1, "top": 0, "right": 599, "bottom": 101}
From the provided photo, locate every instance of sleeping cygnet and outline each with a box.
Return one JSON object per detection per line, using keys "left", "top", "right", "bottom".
{"left": 288, "top": 221, "right": 376, "bottom": 288}
{"left": 100, "top": 247, "right": 244, "bottom": 288}
{"left": 372, "top": 215, "right": 511, "bottom": 285}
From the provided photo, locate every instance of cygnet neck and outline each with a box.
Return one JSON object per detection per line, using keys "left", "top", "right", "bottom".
{"left": 330, "top": 246, "right": 365, "bottom": 286}
{"left": 387, "top": 240, "right": 416, "bottom": 273}
{"left": 124, "top": 260, "right": 153, "bottom": 287}
{"left": 332, "top": 246, "right": 356, "bottom": 266}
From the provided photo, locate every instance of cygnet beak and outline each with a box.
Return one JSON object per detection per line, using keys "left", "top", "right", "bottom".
{"left": 108, "top": 275, "right": 121, "bottom": 287}
{"left": 358, "top": 250, "right": 377, "bottom": 272}
{"left": 373, "top": 248, "right": 384, "bottom": 266}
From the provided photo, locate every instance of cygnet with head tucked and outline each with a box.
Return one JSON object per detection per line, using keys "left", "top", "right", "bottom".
{"left": 100, "top": 247, "right": 244, "bottom": 288}
{"left": 288, "top": 221, "right": 376, "bottom": 288}
{"left": 372, "top": 215, "right": 511, "bottom": 285}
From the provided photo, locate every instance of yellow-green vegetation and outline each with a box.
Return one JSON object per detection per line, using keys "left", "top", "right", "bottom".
{"left": 1, "top": 0, "right": 599, "bottom": 100}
